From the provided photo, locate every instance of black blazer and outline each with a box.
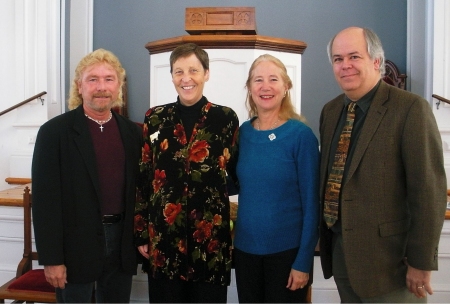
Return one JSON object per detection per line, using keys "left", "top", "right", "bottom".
{"left": 32, "top": 106, "right": 142, "bottom": 283}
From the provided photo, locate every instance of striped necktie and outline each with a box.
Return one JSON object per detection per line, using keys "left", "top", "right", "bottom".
{"left": 323, "top": 101, "right": 357, "bottom": 228}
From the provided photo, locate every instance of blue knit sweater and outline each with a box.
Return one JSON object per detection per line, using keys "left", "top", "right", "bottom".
{"left": 234, "top": 119, "right": 320, "bottom": 272}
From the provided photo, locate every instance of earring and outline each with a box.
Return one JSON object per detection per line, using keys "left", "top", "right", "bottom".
{"left": 283, "top": 91, "right": 287, "bottom": 97}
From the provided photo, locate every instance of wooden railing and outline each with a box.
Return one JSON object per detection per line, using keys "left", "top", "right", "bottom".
{"left": 5, "top": 177, "right": 32, "bottom": 185}
{"left": 433, "top": 94, "right": 450, "bottom": 110}
{"left": 0, "top": 91, "right": 46, "bottom": 117}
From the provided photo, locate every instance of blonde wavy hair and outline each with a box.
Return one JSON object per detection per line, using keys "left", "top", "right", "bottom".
{"left": 68, "top": 48, "right": 126, "bottom": 110}
{"left": 245, "top": 54, "right": 305, "bottom": 122}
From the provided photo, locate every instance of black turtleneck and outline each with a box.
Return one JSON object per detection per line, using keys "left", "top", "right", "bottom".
{"left": 176, "top": 96, "right": 207, "bottom": 141}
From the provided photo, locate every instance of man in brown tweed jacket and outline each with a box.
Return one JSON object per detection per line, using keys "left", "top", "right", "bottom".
{"left": 319, "top": 27, "right": 447, "bottom": 302}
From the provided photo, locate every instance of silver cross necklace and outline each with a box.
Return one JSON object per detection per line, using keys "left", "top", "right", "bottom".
{"left": 85, "top": 111, "right": 112, "bottom": 132}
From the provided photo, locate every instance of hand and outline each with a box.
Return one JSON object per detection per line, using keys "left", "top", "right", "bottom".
{"left": 44, "top": 264, "right": 67, "bottom": 289}
{"left": 286, "top": 269, "right": 309, "bottom": 291}
{"left": 406, "top": 264, "right": 432, "bottom": 299}
{"left": 138, "top": 244, "right": 150, "bottom": 259}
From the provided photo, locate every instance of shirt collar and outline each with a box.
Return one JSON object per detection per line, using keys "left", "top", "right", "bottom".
{"left": 344, "top": 80, "right": 381, "bottom": 113}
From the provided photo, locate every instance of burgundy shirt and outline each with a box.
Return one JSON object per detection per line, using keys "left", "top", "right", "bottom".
{"left": 86, "top": 115, "right": 125, "bottom": 215}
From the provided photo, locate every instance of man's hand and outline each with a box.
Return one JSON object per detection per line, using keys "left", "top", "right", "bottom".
{"left": 44, "top": 265, "right": 67, "bottom": 289}
{"left": 406, "top": 264, "right": 432, "bottom": 299}
{"left": 286, "top": 269, "right": 309, "bottom": 291}
{"left": 138, "top": 244, "right": 150, "bottom": 259}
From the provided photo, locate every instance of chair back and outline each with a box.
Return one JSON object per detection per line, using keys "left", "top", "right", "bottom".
{"left": 383, "top": 60, "right": 407, "bottom": 90}
{"left": 0, "top": 186, "right": 57, "bottom": 303}
{"left": 18, "top": 187, "right": 34, "bottom": 276}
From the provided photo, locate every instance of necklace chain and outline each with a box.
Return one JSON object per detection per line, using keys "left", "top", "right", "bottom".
{"left": 256, "top": 118, "right": 280, "bottom": 131}
{"left": 85, "top": 111, "right": 112, "bottom": 132}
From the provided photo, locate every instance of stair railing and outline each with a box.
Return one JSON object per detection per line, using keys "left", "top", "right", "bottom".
{"left": 433, "top": 94, "right": 450, "bottom": 110}
{"left": 0, "top": 91, "right": 46, "bottom": 117}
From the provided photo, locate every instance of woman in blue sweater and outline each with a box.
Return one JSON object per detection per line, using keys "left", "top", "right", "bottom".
{"left": 234, "top": 54, "right": 320, "bottom": 303}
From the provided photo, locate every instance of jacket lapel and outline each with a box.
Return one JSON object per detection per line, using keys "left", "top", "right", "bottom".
{"left": 114, "top": 111, "right": 134, "bottom": 199}
{"left": 72, "top": 106, "right": 103, "bottom": 204}
{"left": 344, "top": 82, "right": 390, "bottom": 184}
{"left": 320, "top": 96, "right": 345, "bottom": 195}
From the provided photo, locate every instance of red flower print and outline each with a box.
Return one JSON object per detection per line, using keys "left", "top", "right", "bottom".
{"left": 160, "top": 139, "right": 168, "bottom": 152}
{"left": 152, "top": 169, "right": 166, "bottom": 193}
{"left": 149, "top": 223, "right": 156, "bottom": 239}
{"left": 207, "top": 239, "right": 220, "bottom": 253}
{"left": 232, "top": 127, "right": 238, "bottom": 146}
{"left": 142, "top": 123, "right": 148, "bottom": 138}
{"left": 142, "top": 143, "right": 151, "bottom": 163}
{"left": 204, "top": 102, "right": 212, "bottom": 112}
{"left": 218, "top": 156, "right": 226, "bottom": 169}
{"left": 223, "top": 148, "right": 230, "bottom": 161}
{"left": 180, "top": 267, "right": 194, "bottom": 281}
{"left": 152, "top": 248, "right": 166, "bottom": 268}
{"left": 145, "top": 108, "right": 153, "bottom": 117}
{"left": 163, "top": 203, "right": 182, "bottom": 225}
{"left": 134, "top": 214, "right": 146, "bottom": 232}
{"left": 193, "top": 220, "right": 213, "bottom": 242}
{"left": 196, "top": 120, "right": 205, "bottom": 129}
{"left": 183, "top": 184, "right": 189, "bottom": 197}
{"left": 213, "top": 214, "right": 222, "bottom": 226}
{"left": 188, "top": 140, "right": 210, "bottom": 163}
{"left": 174, "top": 124, "right": 187, "bottom": 145}
{"left": 191, "top": 128, "right": 198, "bottom": 139}
{"left": 178, "top": 238, "right": 187, "bottom": 254}
{"left": 218, "top": 148, "right": 230, "bottom": 169}
{"left": 190, "top": 209, "right": 202, "bottom": 220}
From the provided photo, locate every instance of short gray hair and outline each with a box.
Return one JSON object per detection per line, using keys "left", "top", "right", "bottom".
{"left": 327, "top": 27, "right": 385, "bottom": 76}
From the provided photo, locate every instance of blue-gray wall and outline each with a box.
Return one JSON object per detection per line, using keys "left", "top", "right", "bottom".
{"left": 92, "top": 0, "right": 407, "bottom": 137}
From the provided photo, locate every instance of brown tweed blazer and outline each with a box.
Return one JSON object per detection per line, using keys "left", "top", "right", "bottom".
{"left": 319, "top": 81, "right": 447, "bottom": 298}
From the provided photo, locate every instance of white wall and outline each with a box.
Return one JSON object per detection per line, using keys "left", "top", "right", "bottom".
{"left": 0, "top": 0, "right": 65, "bottom": 192}
{"left": 0, "top": 0, "right": 24, "bottom": 191}
{"left": 431, "top": 2, "right": 450, "bottom": 299}
{"left": 432, "top": 0, "right": 450, "bottom": 189}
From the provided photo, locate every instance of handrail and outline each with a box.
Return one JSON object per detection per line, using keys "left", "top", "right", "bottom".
{"left": 432, "top": 94, "right": 450, "bottom": 110}
{"left": 0, "top": 91, "right": 46, "bottom": 117}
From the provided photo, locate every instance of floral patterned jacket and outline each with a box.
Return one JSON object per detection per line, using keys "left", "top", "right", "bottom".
{"left": 134, "top": 97, "right": 239, "bottom": 286}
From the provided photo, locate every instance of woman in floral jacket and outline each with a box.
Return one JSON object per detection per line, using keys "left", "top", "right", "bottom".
{"left": 134, "top": 43, "right": 239, "bottom": 303}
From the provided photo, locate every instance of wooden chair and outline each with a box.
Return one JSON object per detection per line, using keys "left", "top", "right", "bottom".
{"left": 383, "top": 60, "right": 407, "bottom": 90}
{"left": 0, "top": 186, "right": 56, "bottom": 303}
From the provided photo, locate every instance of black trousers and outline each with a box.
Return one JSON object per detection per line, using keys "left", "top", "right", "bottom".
{"left": 234, "top": 247, "right": 309, "bottom": 303}
{"left": 147, "top": 275, "right": 228, "bottom": 303}
{"left": 56, "top": 221, "right": 132, "bottom": 303}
